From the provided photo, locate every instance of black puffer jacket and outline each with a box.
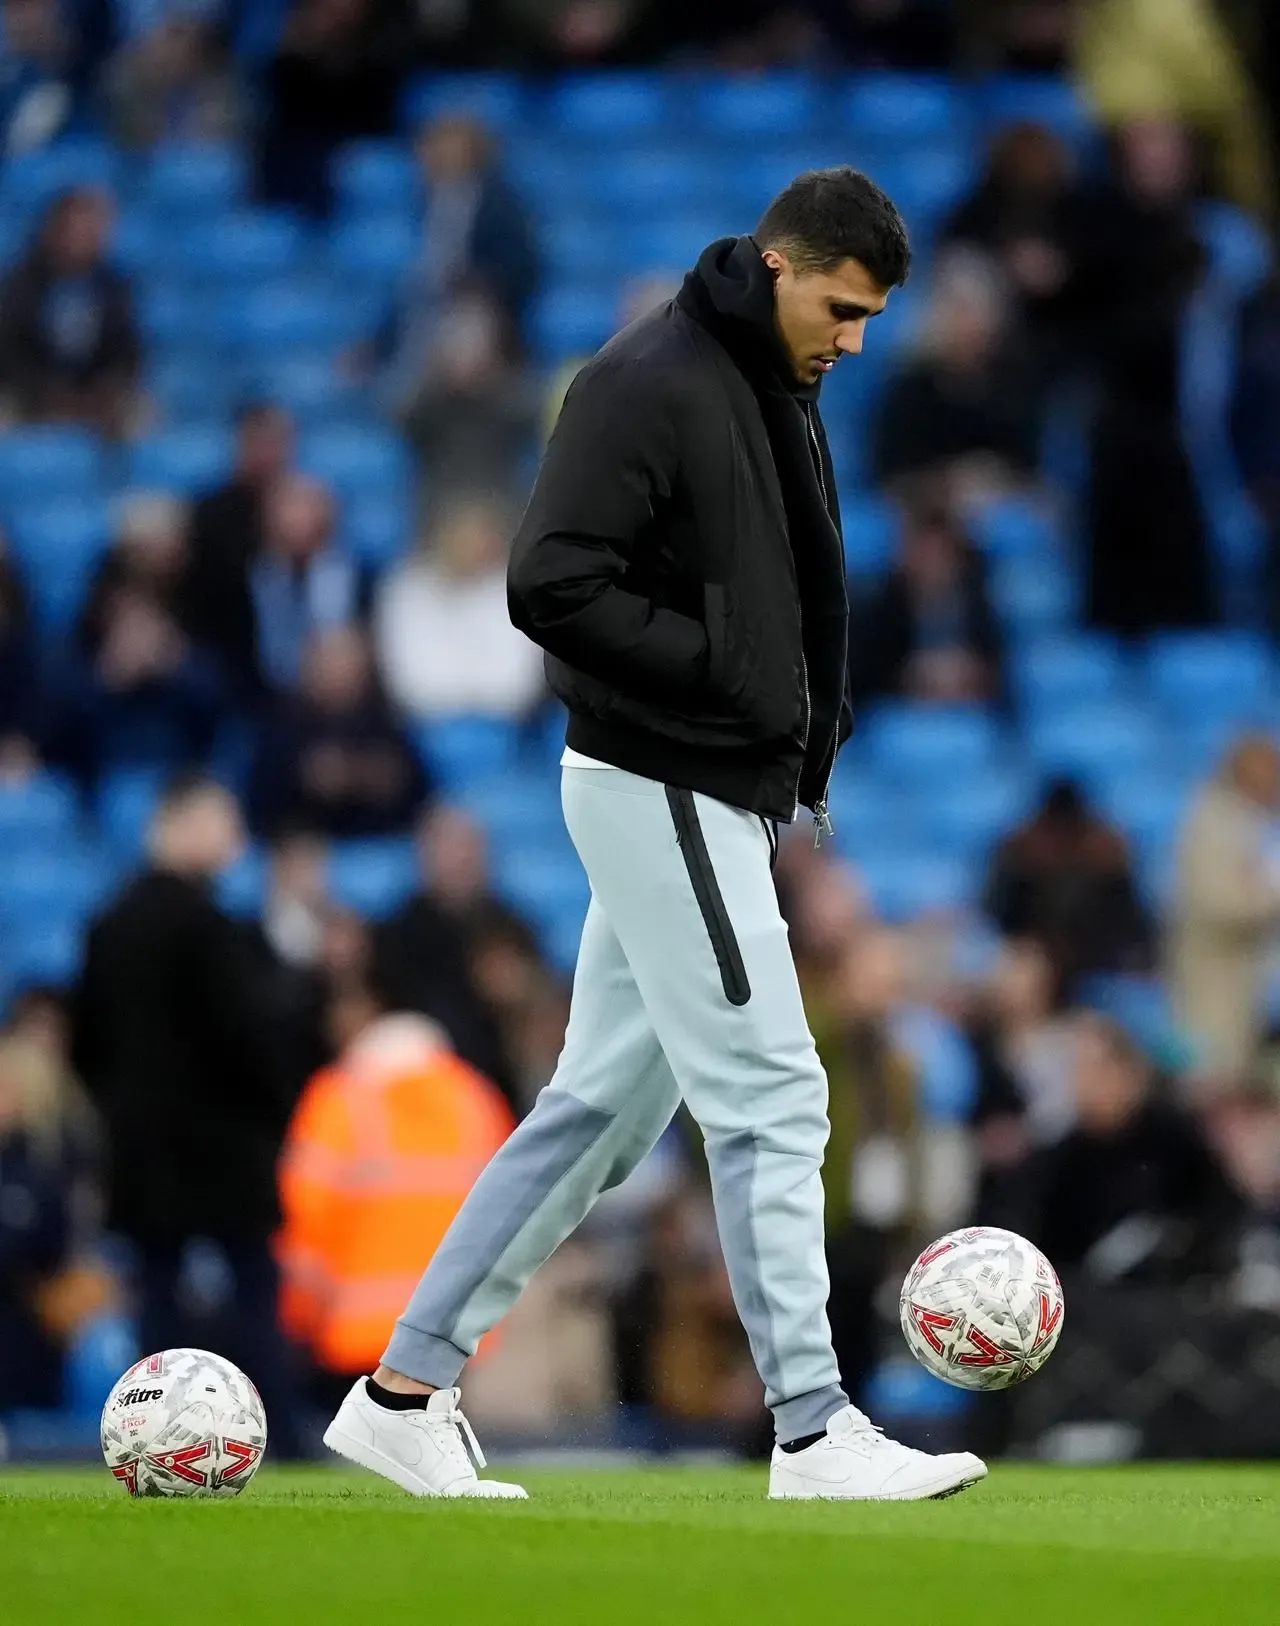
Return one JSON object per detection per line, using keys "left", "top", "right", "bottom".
{"left": 508, "top": 235, "right": 851, "bottom": 825}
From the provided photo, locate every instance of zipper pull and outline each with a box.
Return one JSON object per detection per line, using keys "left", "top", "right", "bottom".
{"left": 813, "top": 801, "right": 834, "bottom": 849}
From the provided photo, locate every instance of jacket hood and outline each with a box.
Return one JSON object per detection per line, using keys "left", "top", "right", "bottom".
{"left": 677, "top": 235, "right": 820, "bottom": 402}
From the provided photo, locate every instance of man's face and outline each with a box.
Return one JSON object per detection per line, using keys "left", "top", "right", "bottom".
{"left": 762, "top": 248, "right": 891, "bottom": 385}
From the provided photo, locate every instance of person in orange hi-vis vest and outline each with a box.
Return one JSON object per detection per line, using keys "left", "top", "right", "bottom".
{"left": 277, "top": 992, "right": 514, "bottom": 1403}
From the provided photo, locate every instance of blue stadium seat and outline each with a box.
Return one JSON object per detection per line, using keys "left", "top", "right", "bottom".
{"left": 301, "top": 425, "right": 410, "bottom": 502}
{"left": 328, "top": 838, "right": 419, "bottom": 918}
{"left": 112, "top": 208, "right": 167, "bottom": 275}
{"left": 692, "top": 75, "right": 820, "bottom": 138}
{"left": 8, "top": 499, "right": 111, "bottom": 626}
{"left": 624, "top": 213, "right": 718, "bottom": 274}
{"left": 225, "top": 283, "right": 350, "bottom": 353}
{"left": 1196, "top": 202, "right": 1273, "bottom": 302}
{"left": 415, "top": 715, "right": 519, "bottom": 791}
{"left": 1078, "top": 973, "right": 1177, "bottom": 1056}
{"left": 333, "top": 143, "right": 420, "bottom": 215}
{"left": 916, "top": 770, "right": 1035, "bottom": 857}
{"left": 860, "top": 705, "right": 1002, "bottom": 787}
{"left": 0, "top": 844, "right": 116, "bottom": 927}
{"left": 0, "top": 427, "right": 104, "bottom": 501}
{"left": 842, "top": 495, "right": 898, "bottom": 575}
{"left": 547, "top": 75, "right": 670, "bottom": 140}
{"left": 542, "top": 910, "right": 584, "bottom": 978}
{"left": 329, "top": 214, "right": 418, "bottom": 284}
{"left": 0, "top": 774, "right": 79, "bottom": 843}
{"left": 844, "top": 75, "right": 970, "bottom": 146}
{"left": 181, "top": 212, "right": 307, "bottom": 281}
{"left": 1013, "top": 634, "right": 1127, "bottom": 714}
{"left": 345, "top": 492, "right": 412, "bottom": 567}
{"left": 1094, "top": 769, "right": 1188, "bottom": 852}
{"left": 528, "top": 284, "right": 618, "bottom": 361}
{"left": 128, "top": 427, "right": 234, "bottom": 493}
{"left": 149, "top": 352, "right": 242, "bottom": 422}
{"left": 861, "top": 849, "right": 978, "bottom": 921}
{"left": 7, "top": 918, "right": 85, "bottom": 988}
{"left": 402, "top": 72, "right": 527, "bottom": 132}
{"left": 968, "top": 496, "right": 1059, "bottom": 560}
{"left": 825, "top": 774, "right": 915, "bottom": 861}
{"left": 1028, "top": 703, "right": 1166, "bottom": 782}
{"left": 147, "top": 144, "right": 247, "bottom": 215}
{"left": 458, "top": 772, "right": 566, "bottom": 852}
{"left": 97, "top": 768, "right": 167, "bottom": 859}
{"left": 889, "top": 147, "right": 980, "bottom": 229}
{"left": 1146, "top": 633, "right": 1274, "bottom": 717}
{"left": 137, "top": 280, "right": 225, "bottom": 349}
{"left": 542, "top": 214, "right": 629, "bottom": 280}
{"left": 216, "top": 845, "right": 269, "bottom": 918}
{"left": 2, "top": 139, "right": 120, "bottom": 212}
{"left": 863, "top": 1357, "right": 972, "bottom": 1422}
{"left": 494, "top": 846, "right": 590, "bottom": 938}
{"left": 990, "top": 556, "right": 1078, "bottom": 633}
{"left": 976, "top": 75, "right": 1093, "bottom": 149}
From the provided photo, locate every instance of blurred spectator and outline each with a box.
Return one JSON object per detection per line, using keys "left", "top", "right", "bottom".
{"left": 397, "top": 290, "right": 540, "bottom": 507}
{"left": 0, "top": 187, "right": 139, "bottom": 435}
{"left": 1021, "top": 1013, "right": 1242, "bottom": 1282}
{"left": 250, "top": 473, "right": 360, "bottom": 693}
{"left": 258, "top": 0, "right": 409, "bottom": 216}
{"left": 611, "top": 1187, "right": 761, "bottom": 1450}
{"left": 45, "top": 586, "right": 227, "bottom": 789}
{"left": 942, "top": 123, "right": 1078, "bottom": 367}
{"left": 0, "top": 0, "right": 75, "bottom": 155}
{"left": 72, "top": 777, "right": 303, "bottom": 1452}
{"left": 249, "top": 624, "right": 429, "bottom": 838}
{"left": 278, "top": 990, "right": 513, "bottom": 1408}
{"left": 78, "top": 490, "right": 191, "bottom": 653}
{"left": 484, "top": 0, "right": 672, "bottom": 66}
{"left": 187, "top": 403, "right": 297, "bottom": 696}
{"left": 374, "top": 496, "right": 544, "bottom": 720}
{"left": 1076, "top": 0, "right": 1273, "bottom": 218}
{"left": 0, "top": 528, "right": 39, "bottom": 768}
{"left": 102, "top": 10, "right": 244, "bottom": 152}
{"left": 375, "top": 804, "right": 537, "bottom": 1109}
{"left": 969, "top": 938, "right": 1076, "bottom": 1147}
{"left": 379, "top": 110, "right": 538, "bottom": 404}
{"left": 809, "top": 926, "right": 925, "bottom": 1403}
{"left": 1230, "top": 276, "right": 1280, "bottom": 634}
{"left": 847, "top": 493, "right": 1005, "bottom": 708}
{"left": 241, "top": 830, "right": 334, "bottom": 1102}
{"left": 0, "top": 998, "right": 101, "bottom": 1410}
{"left": 1170, "top": 735, "right": 1280, "bottom": 1081}
{"left": 1066, "top": 119, "right": 1215, "bottom": 634}
{"left": 984, "top": 778, "right": 1154, "bottom": 992}
{"left": 964, "top": 0, "right": 1076, "bottom": 73}
{"left": 870, "top": 249, "right": 1042, "bottom": 497}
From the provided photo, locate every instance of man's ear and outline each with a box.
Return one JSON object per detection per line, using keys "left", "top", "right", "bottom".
{"left": 760, "top": 246, "right": 786, "bottom": 279}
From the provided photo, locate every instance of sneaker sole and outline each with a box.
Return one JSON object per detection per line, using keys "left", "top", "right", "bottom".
{"left": 769, "top": 1464, "right": 988, "bottom": 1502}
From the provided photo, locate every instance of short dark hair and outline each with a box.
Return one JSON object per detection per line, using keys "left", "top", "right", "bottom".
{"left": 756, "top": 167, "right": 911, "bottom": 288}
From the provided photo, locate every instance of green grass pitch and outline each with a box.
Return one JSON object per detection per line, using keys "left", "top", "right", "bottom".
{"left": 2, "top": 1463, "right": 1277, "bottom": 1625}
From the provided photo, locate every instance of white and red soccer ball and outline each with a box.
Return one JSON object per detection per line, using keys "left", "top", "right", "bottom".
{"left": 899, "top": 1226, "right": 1064, "bottom": 1391}
{"left": 101, "top": 1348, "right": 267, "bottom": 1497}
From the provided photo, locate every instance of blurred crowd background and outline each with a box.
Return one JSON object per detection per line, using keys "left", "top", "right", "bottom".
{"left": 4, "top": 0, "right": 1280, "bottom": 1464}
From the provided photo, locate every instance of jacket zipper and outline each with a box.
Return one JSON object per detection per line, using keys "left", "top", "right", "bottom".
{"left": 804, "top": 403, "right": 836, "bottom": 849}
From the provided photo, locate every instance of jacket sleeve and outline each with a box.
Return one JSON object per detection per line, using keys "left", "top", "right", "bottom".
{"left": 507, "top": 358, "right": 709, "bottom": 703}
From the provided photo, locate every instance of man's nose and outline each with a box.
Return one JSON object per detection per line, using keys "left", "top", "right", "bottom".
{"left": 836, "top": 321, "right": 867, "bottom": 356}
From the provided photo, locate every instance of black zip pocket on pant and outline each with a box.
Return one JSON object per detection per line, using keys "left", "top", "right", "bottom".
{"left": 666, "top": 787, "right": 751, "bottom": 1007}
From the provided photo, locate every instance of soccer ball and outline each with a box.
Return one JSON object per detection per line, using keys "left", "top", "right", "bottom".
{"left": 101, "top": 1348, "right": 267, "bottom": 1497}
{"left": 899, "top": 1226, "right": 1064, "bottom": 1391}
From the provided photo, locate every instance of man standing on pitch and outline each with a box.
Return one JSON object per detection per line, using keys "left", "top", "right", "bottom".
{"left": 325, "top": 167, "right": 988, "bottom": 1501}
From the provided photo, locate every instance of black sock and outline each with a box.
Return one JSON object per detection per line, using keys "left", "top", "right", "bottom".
{"left": 778, "top": 1429, "right": 826, "bottom": 1454}
{"left": 365, "top": 1377, "right": 430, "bottom": 1412}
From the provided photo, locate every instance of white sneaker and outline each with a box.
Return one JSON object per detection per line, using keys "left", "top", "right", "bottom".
{"left": 768, "top": 1405, "right": 986, "bottom": 1501}
{"left": 322, "top": 1380, "right": 528, "bottom": 1499}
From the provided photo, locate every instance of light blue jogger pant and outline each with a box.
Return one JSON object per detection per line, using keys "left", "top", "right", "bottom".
{"left": 382, "top": 764, "right": 848, "bottom": 1441}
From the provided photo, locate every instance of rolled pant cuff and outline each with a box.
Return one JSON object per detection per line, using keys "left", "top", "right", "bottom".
{"left": 381, "top": 1324, "right": 468, "bottom": 1389}
{"left": 772, "top": 1383, "right": 848, "bottom": 1443}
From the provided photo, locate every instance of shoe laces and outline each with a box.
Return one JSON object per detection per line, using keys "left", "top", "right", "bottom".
{"left": 425, "top": 1388, "right": 487, "bottom": 1471}
{"left": 832, "top": 1406, "right": 888, "bottom": 1451}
